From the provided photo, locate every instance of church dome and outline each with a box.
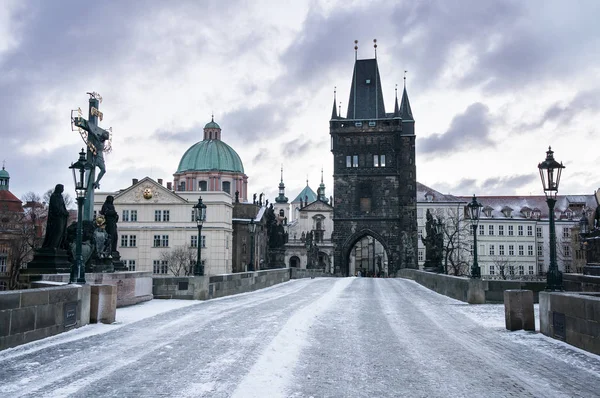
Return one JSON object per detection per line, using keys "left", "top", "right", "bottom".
{"left": 177, "top": 139, "right": 244, "bottom": 173}
{"left": 0, "top": 167, "right": 9, "bottom": 179}
{"left": 204, "top": 120, "right": 220, "bottom": 129}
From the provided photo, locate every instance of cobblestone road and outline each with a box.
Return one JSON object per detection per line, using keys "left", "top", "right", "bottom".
{"left": 1, "top": 278, "right": 599, "bottom": 397}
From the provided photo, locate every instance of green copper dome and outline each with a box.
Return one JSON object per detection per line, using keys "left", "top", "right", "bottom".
{"left": 0, "top": 168, "right": 9, "bottom": 179}
{"left": 177, "top": 139, "right": 244, "bottom": 173}
{"left": 204, "top": 120, "right": 220, "bottom": 129}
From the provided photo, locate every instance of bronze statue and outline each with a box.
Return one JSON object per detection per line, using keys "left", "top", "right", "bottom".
{"left": 100, "top": 195, "right": 118, "bottom": 253}
{"left": 42, "top": 184, "right": 69, "bottom": 250}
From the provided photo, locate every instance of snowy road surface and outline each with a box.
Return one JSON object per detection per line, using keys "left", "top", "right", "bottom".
{"left": 1, "top": 277, "right": 599, "bottom": 398}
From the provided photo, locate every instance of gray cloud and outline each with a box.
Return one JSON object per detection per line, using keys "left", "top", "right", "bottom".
{"left": 281, "top": 138, "right": 315, "bottom": 158}
{"left": 418, "top": 103, "right": 494, "bottom": 156}
{"left": 481, "top": 174, "right": 536, "bottom": 192}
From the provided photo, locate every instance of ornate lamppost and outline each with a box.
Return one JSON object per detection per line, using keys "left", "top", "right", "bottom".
{"left": 69, "top": 149, "right": 89, "bottom": 284}
{"left": 434, "top": 218, "right": 445, "bottom": 273}
{"left": 193, "top": 197, "right": 207, "bottom": 276}
{"left": 248, "top": 218, "right": 256, "bottom": 271}
{"left": 538, "top": 146, "right": 565, "bottom": 290}
{"left": 467, "top": 194, "right": 483, "bottom": 278}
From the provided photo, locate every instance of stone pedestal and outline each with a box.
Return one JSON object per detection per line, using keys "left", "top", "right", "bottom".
{"left": 504, "top": 289, "right": 535, "bottom": 331}
{"left": 90, "top": 284, "right": 117, "bottom": 324}
{"left": 23, "top": 248, "right": 72, "bottom": 274}
{"left": 111, "top": 251, "right": 127, "bottom": 272}
{"left": 268, "top": 248, "right": 286, "bottom": 269}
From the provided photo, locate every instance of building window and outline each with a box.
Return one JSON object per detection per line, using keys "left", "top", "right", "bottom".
{"left": 131, "top": 210, "right": 138, "bottom": 222}
{"left": 499, "top": 245, "right": 505, "bottom": 256}
{"left": 122, "top": 210, "right": 129, "bottom": 222}
{"left": 488, "top": 225, "right": 494, "bottom": 235}
{"left": 0, "top": 257, "right": 6, "bottom": 273}
{"left": 537, "top": 243, "right": 543, "bottom": 257}
{"left": 418, "top": 250, "right": 424, "bottom": 262}
{"left": 154, "top": 235, "right": 161, "bottom": 247}
{"left": 509, "top": 245, "right": 514, "bottom": 256}
{"left": 527, "top": 225, "right": 533, "bottom": 236}
{"left": 222, "top": 181, "right": 231, "bottom": 194}
{"left": 489, "top": 245, "right": 495, "bottom": 256}
{"left": 191, "top": 235, "right": 198, "bottom": 248}
{"left": 353, "top": 155, "right": 359, "bottom": 167}
{"left": 518, "top": 265, "right": 524, "bottom": 275}
{"left": 127, "top": 260, "right": 136, "bottom": 271}
{"left": 418, "top": 228, "right": 423, "bottom": 239}
{"left": 509, "top": 265, "right": 515, "bottom": 275}
{"left": 153, "top": 260, "right": 168, "bottom": 274}
{"left": 518, "top": 225, "right": 524, "bottom": 236}
{"left": 163, "top": 210, "right": 170, "bottom": 222}
{"left": 563, "top": 228, "right": 570, "bottom": 239}
{"left": 179, "top": 181, "right": 186, "bottom": 192}
{"left": 191, "top": 210, "right": 195, "bottom": 222}
{"left": 489, "top": 265, "right": 495, "bottom": 275}
{"left": 528, "top": 265, "right": 534, "bottom": 275}
{"left": 373, "top": 154, "right": 386, "bottom": 167}
{"left": 479, "top": 225, "right": 484, "bottom": 235}
{"left": 508, "top": 225, "right": 514, "bottom": 236}
{"left": 518, "top": 245, "right": 524, "bottom": 256}
{"left": 201, "top": 235, "right": 206, "bottom": 248}
{"left": 346, "top": 156, "right": 352, "bottom": 168}
{"left": 499, "top": 225, "right": 504, "bottom": 236}
{"left": 536, "top": 227, "right": 542, "bottom": 238}
{"left": 162, "top": 235, "right": 169, "bottom": 247}
{"left": 528, "top": 245, "right": 533, "bottom": 256}
{"left": 121, "top": 235, "right": 129, "bottom": 247}
{"left": 563, "top": 245, "right": 571, "bottom": 257}
{"left": 198, "top": 181, "right": 207, "bottom": 191}
{"left": 155, "top": 210, "right": 162, "bottom": 222}
{"left": 129, "top": 235, "right": 137, "bottom": 247}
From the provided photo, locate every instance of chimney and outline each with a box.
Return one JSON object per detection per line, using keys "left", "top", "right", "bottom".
{"left": 132, "top": 178, "right": 138, "bottom": 185}
{"left": 158, "top": 178, "right": 163, "bottom": 185}
{"left": 167, "top": 182, "right": 172, "bottom": 190}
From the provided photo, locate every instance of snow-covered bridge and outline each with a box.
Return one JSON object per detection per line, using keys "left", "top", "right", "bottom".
{"left": 1, "top": 278, "right": 599, "bottom": 397}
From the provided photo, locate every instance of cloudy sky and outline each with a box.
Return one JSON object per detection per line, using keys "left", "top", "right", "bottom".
{"left": 2, "top": 0, "right": 600, "bottom": 205}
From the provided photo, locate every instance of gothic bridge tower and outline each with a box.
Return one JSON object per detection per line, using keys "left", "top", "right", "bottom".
{"left": 330, "top": 45, "right": 417, "bottom": 276}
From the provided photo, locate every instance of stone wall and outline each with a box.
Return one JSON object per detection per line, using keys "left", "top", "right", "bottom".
{"left": 36, "top": 272, "right": 153, "bottom": 308}
{"left": 0, "top": 284, "right": 90, "bottom": 351}
{"left": 540, "top": 291, "right": 600, "bottom": 355}
{"left": 398, "top": 269, "right": 547, "bottom": 304}
{"left": 563, "top": 273, "right": 600, "bottom": 292}
{"left": 153, "top": 268, "right": 322, "bottom": 301}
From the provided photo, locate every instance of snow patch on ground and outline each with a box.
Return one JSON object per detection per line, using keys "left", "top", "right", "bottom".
{"left": 230, "top": 278, "right": 354, "bottom": 398}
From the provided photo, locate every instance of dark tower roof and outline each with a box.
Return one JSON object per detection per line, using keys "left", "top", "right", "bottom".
{"left": 400, "top": 85, "right": 413, "bottom": 121}
{"left": 346, "top": 59, "right": 386, "bottom": 120}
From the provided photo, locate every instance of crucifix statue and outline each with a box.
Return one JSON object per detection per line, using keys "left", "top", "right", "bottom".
{"left": 71, "top": 92, "right": 112, "bottom": 221}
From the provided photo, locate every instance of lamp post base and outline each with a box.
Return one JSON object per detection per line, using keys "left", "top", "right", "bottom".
{"left": 471, "top": 265, "right": 481, "bottom": 278}
{"left": 546, "top": 268, "right": 563, "bottom": 291}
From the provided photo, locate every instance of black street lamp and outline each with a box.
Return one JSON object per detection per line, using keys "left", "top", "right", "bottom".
{"left": 538, "top": 146, "right": 565, "bottom": 290}
{"left": 434, "top": 218, "right": 445, "bottom": 273}
{"left": 193, "top": 197, "right": 207, "bottom": 276}
{"left": 69, "top": 149, "right": 89, "bottom": 284}
{"left": 248, "top": 218, "right": 256, "bottom": 271}
{"left": 467, "top": 194, "right": 483, "bottom": 278}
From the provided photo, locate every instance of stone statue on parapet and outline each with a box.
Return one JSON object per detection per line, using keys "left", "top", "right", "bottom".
{"left": 100, "top": 195, "right": 119, "bottom": 253}
{"left": 41, "top": 184, "right": 69, "bottom": 251}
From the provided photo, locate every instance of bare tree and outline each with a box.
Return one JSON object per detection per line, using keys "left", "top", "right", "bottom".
{"left": 1, "top": 199, "right": 44, "bottom": 290}
{"left": 159, "top": 245, "right": 196, "bottom": 276}
{"left": 490, "top": 255, "right": 511, "bottom": 280}
{"left": 435, "top": 207, "right": 471, "bottom": 276}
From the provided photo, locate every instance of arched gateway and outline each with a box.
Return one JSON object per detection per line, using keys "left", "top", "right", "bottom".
{"left": 330, "top": 49, "right": 418, "bottom": 276}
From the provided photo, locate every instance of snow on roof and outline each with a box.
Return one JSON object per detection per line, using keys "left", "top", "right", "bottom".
{"left": 416, "top": 182, "right": 464, "bottom": 203}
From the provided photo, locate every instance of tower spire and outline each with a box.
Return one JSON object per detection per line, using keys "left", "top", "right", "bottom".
{"left": 331, "top": 87, "right": 338, "bottom": 119}
{"left": 373, "top": 39, "right": 377, "bottom": 59}
{"left": 400, "top": 71, "right": 414, "bottom": 121}
{"left": 394, "top": 84, "right": 399, "bottom": 117}
{"left": 276, "top": 164, "right": 288, "bottom": 203}
{"left": 318, "top": 167, "right": 328, "bottom": 203}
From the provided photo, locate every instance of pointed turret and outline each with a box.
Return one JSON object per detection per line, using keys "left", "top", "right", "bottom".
{"left": 331, "top": 87, "right": 338, "bottom": 119}
{"left": 400, "top": 80, "right": 414, "bottom": 121}
{"left": 393, "top": 84, "right": 399, "bottom": 117}
{"left": 317, "top": 168, "right": 328, "bottom": 203}
{"left": 275, "top": 166, "right": 288, "bottom": 203}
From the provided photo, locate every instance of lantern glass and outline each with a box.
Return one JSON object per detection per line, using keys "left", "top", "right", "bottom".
{"left": 194, "top": 197, "right": 206, "bottom": 226}
{"left": 467, "top": 195, "right": 482, "bottom": 226}
{"left": 538, "top": 146, "right": 565, "bottom": 199}
{"left": 248, "top": 218, "right": 256, "bottom": 234}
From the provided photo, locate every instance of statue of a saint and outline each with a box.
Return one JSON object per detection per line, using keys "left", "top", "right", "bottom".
{"left": 100, "top": 195, "right": 119, "bottom": 253}
{"left": 42, "top": 184, "right": 69, "bottom": 250}
{"left": 93, "top": 215, "right": 111, "bottom": 259}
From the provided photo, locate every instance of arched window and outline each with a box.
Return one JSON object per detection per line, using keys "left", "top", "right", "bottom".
{"left": 222, "top": 181, "right": 231, "bottom": 194}
{"left": 279, "top": 209, "right": 284, "bottom": 217}
{"left": 179, "top": 181, "right": 186, "bottom": 192}
{"left": 199, "top": 181, "right": 208, "bottom": 191}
